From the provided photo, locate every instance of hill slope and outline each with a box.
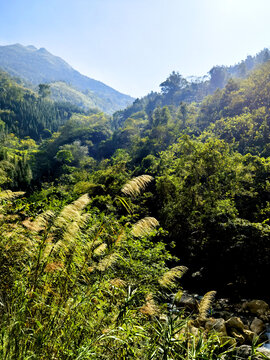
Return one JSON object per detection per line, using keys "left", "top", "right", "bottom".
{"left": 0, "top": 44, "right": 134, "bottom": 113}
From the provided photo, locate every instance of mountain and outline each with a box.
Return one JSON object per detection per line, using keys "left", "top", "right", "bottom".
{"left": 0, "top": 44, "right": 134, "bottom": 114}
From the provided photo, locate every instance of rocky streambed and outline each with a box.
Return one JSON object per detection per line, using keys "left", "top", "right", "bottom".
{"left": 175, "top": 292, "right": 270, "bottom": 359}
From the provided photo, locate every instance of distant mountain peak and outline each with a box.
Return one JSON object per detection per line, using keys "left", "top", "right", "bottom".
{"left": 26, "top": 45, "right": 37, "bottom": 51}
{"left": 37, "top": 47, "right": 49, "bottom": 53}
{"left": 0, "top": 43, "right": 134, "bottom": 113}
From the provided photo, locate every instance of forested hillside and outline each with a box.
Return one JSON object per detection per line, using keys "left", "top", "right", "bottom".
{"left": 1, "top": 53, "right": 270, "bottom": 359}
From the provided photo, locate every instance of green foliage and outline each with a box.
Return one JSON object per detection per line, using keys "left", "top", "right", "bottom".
{"left": 0, "top": 186, "right": 234, "bottom": 359}
{"left": 0, "top": 70, "right": 79, "bottom": 140}
{"left": 38, "top": 83, "right": 51, "bottom": 98}
{"left": 2, "top": 46, "right": 270, "bottom": 358}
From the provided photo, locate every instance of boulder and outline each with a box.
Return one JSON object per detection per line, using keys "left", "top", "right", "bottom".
{"left": 231, "top": 329, "right": 245, "bottom": 344}
{"left": 226, "top": 317, "right": 245, "bottom": 332}
{"left": 175, "top": 293, "right": 198, "bottom": 312}
{"left": 205, "top": 318, "right": 227, "bottom": 337}
{"left": 250, "top": 317, "right": 266, "bottom": 335}
{"left": 242, "top": 300, "right": 269, "bottom": 317}
{"left": 236, "top": 345, "right": 252, "bottom": 358}
{"left": 256, "top": 347, "right": 270, "bottom": 359}
{"left": 242, "top": 329, "right": 255, "bottom": 344}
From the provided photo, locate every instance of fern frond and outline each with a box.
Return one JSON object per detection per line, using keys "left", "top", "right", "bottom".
{"left": 198, "top": 291, "right": 216, "bottom": 320}
{"left": 121, "top": 175, "right": 153, "bottom": 197}
{"left": 158, "top": 266, "right": 187, "bottom": 289}
{"left": 131, "top": 217, "right": 159, "bottom": 237}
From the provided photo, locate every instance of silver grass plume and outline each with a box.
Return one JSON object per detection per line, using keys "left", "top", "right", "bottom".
{"left": 44, "top": 194, "right": 90, "bottom": 256}
{"left": 115, "top": 229, "right": 126, "bottom": 246}
{"left": 140, "top": 293, "right": 160, "bottom": 316}
{"left": 159, "top": 266, "right": 188, "bottom": 289}
{"left": 110, "top": 278, "right": 126, "bottom": 288}
{"left": 0, "top": 190, "right": 25, "bottom": 201}
{"left": 131, "top": 217, "right": 159, "bottom": 237}
{"left": 174, "top": 290, "right": 183, "bottom": 303}
{"left": 198, "top": 291, "right": 216, "bottom": 320}
{"left": 78, "top": 213, "right": 91, "bottom": 229}
{"left": 97, "top": 253, "right": 118, "bottom": 271}
{"left": 93, "top": 243, "right": 107, "bottom": 256}
{"left": 23, "top": 210, "right": 54, "bottom": 232}
{"left": 72, "top": 194, "right": 91, "bottom": 210}
{"left": 121, "top": 175, "right": 153, "bottom": 197}
{"left": 53, "top": 222, "right": 80, "bottom": 254}
{"left": 53, "top": 194, "right": 90, "bottom": 229}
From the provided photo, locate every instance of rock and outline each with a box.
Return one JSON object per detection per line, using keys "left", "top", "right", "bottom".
{"left": 225, "top": 317, "right": 247, "bottom": 344}
{"left": 242, "top": 329, "right": 255, "bottom": 344}
{"left": 189, "top": 325, "right": 199, "bottom": 337}
{"left": 175, "top": 293, "right": 198, "bottom": 312}
{"left": 250, "top": 317, "right": 266, "bottom": 335}
{"left": 242, "top": 300, "right": 270, "bottom": 317}
{"left": 176, "top": 323, "right": 199, "bottom": 339}
{"left": 231, "top": 329, "right": 245, "bottom": 344}
{"left": 256, "top": 347, "right": 270, "bottom": 359}
{"left": 235, "top": 345, "right": 252, "bottom": 358}
{"left": 226, "top": 317, "right": 245, "bottom": 331}
{"left": 205, "top": 318, "right": 227, "bottom": 336}
{"left": 205, "top": 318, "right": 227, "bottom": 337}
{"left": 217, "top": 311, "right": 234, "bottom": 320}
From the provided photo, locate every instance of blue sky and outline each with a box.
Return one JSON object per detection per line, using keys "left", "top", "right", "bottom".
{"left": 0, "top": 0, "right": 270, "bottom": 97}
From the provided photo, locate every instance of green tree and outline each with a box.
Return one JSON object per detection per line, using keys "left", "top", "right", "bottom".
{"left": 38, "top": 83, "right": 51, "bottom": 98}
{"left": 160, "top": 71, "right": 187, "bottom": 95}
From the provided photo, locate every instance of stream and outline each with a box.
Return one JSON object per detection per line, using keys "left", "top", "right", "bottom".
{"left": 264, "top": 324, "right": 270, "bottom": 349}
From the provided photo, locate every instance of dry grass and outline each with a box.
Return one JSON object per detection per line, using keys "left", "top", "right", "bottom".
{"left": 140, "top": 293, "right": 160, "bottom": 316}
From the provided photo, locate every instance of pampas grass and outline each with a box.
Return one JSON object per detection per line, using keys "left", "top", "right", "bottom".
{"left": 93, "top": 243, "right": 107, "bottom": 256}
{"left": 140, "top": 293, "right": 160, "bottom": 316}
{"left": 0, "top": 190, "right": 25, "bottom": 201}
{"left": 198, "top": 291, "right": 216, "bottom": 320}
{"left": 131, "top": 217, "right": 159, "bottom": 237}
{"left": 97, "top": 253, "right": 119, "bottom": 271}
{"left": 121, "top": 175, "right": 153, "bottom": 197}
{"left": 159, "top": 266, "right": 188, "bottom": 289}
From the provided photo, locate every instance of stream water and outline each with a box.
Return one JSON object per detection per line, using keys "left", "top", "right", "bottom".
{"left": 264, "top": 324, "right": 270, "bottom": 349}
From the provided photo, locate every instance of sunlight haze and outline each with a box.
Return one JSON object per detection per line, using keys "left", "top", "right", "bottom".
{"left": 0, "top": 0, "right": 270, "bottom": 97}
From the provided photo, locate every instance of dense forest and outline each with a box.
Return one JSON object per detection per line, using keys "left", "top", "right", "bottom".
{"left": 1, "top": 49, "right": 270, "bottom": 359}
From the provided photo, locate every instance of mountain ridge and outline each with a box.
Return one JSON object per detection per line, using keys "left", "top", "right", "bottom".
{"left": 0, "top": 43, "right": 134, "bottom": 114}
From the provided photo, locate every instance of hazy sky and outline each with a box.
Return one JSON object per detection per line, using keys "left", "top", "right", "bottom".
{"left": 0, "top": 0, "right": 270, "bottom": 97}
